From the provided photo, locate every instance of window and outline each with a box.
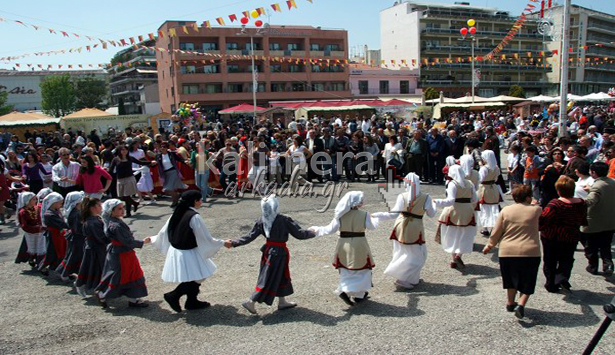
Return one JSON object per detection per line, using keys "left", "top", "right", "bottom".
{"left": 312, "top": 83, "right": 325, "bottom": 92}
{"left": 182, "top": 84, "right": 199, "bottom": 94}
{"left": 248, "top": 83, "right": 266, "bottom": 92}
{"left": 325, "top": 44, "right": 341, "bottom": 51}
{"left": 426, "top": 23, "right": 441, "bottom": 29}
{"left": 227, "top": 83, "right": 243, "bottom": 93}
{"left": 203, "top": 65, "right": 219, "bottom": 73}
{"left": 227, "top": 65, "right": 241, "bottom": 73}
{"left": 311, "top": 65, "right": 321, "bottom": 72}
{"left": 205, "top": 84, "right": 222, "bottom": 93}
{"left": 400, "top": 80, "right": 410, "bottom": 94}
{"left": 249, "top": 65, "right": 261, "bottom": 73}
{"left": 203, "top": 42, "right": 218, "bottom": 51}
{"left": 246, "top": 42, "right": 262, "bottom": 51}
{"left": 270, "top": 64, "right": 282, "bottom": 73}
{"left": 331, "top": 82, "right": 346, "bottom": 91}
{"left": 169, "top": 66, "right": 174, "bottom": 77}
{"left": 287, "top": 43, "right": 300, "bottom": 51}
{"left": 310, "top": 44, "right": 321, "bottom": 51}
{"left": 289, "top": 64, "right": 303, "bottom": 72}
{"left": 270, "top": 43, "right": 281, "bottom": 50}
{"left": 180, "top": 65, "right": 196, "bottom": 74}
{"left": 171, "top": 87, "right": 175, "bottom": 97}
{"left": 271, "top": 83, "right": 286, "bottom": 92}
{"left": 358, "top": 81, "right": 369, "bottom": 95}
{"left": 292, "top": 83, "right": 306, "bottom": 91}
{"left": 379, "top": 80, "right": 389, "bottom": 94}
{"left": 180, "top": 43, "right": 195, "bottom": 51}
{"left": 226, "top": 42, "right": 239, "bottom": 50}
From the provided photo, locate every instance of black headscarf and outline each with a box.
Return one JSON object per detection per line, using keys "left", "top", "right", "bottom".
{"left": 168, "top": 190, "right": 203, "bottom": 238}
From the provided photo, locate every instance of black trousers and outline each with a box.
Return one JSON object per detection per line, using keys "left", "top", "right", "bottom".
{"left": 584, "top": 231, "right": 614, "bottom": 271}
{"left": 427, "top": 154, "right": 443, "bottom": 184}
{"left": 406, "top": 154, "right": 425, "bottom": 180}
{"left": 541, "top": 238, "right": 577, "bottom": 290}
{"left": 53, "top": 184, "right": 79, "bottom": 198}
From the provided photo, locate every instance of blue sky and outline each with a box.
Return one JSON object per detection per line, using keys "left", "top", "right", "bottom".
{"left": 0, "top": 0, "right": 612, "bottom": 69}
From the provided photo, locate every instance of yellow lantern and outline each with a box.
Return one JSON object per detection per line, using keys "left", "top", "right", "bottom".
{"left": 251, "top": 10, "right": 260, "bottom": 18}
{"left": 467, "top": 19, "right": 476, "bottom": 27}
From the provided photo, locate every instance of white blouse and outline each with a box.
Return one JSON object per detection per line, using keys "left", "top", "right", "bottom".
{"left": 433, "top": 182, "right": 478, "bottom": 208}
{"left": 371, "top": 193, "right": 436, "bottom": 222}
{"left": 310, "top": 211, "right": 377, "bottom": 238}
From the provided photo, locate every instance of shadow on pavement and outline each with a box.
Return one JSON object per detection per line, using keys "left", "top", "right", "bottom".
{"left": 518, "top": 303, "right": 600, "bottom": 329}
{"left": 412, "top": 279, "right": 481, "bottom": 297}
{"left": 260, "top": 306, "right": 351, "bottom": 326}
{"left": 563, "top": 287, "right": 615, "bottom": 306}
{"left": 184, "top": 304, "right": 260, "bottom": 327}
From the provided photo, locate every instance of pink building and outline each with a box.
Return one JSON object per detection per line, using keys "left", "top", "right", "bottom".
{"left": 349, "top": 64, "right": 420, "bottom": 98}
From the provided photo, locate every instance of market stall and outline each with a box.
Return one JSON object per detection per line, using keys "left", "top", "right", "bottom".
{"left": 0, "top": 111, "right": 60, "bottom": 140}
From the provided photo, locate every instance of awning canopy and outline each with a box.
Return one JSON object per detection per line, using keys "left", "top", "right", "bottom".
{"left": 578, "top": 92, "right": 615, "bottom": 101}
{"left": 218, "top": 104, "right": 267, "bottom": 115}
{"left": 0, "top": 111, "right": 59, "bottom": 126}
{"left": 270, "top": 99, "right": 416, "bottom": 110}
{"left": 63, "top": 108, "right": 114, "bottom": 119}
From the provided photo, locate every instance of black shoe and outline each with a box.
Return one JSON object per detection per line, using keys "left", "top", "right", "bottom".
{"left": 354, "top": 292, "right": 369, "bottom": 303}
{"left": 184, "top": 282, "right": 210, "bottom": 310}
{"left": 514, "top": 305, "right": 525, "bottom": 319}
{"left": 481, "top": 230, "right": 490, "bottom": 237}
{"left": 40, "top": 267, "right": 49, "bottom": 277}
{"left": 586, "top": 266, "right": 598, "bottom": 275}
{"left": 604, "top": 267, "right": 614, "bottom": 277}
{"left": 28, "top": 259, "right": 36, "bottom": 268}
{"left": 545, "top": 285, "right": 560, "bottom": 293}
{"left": 185, "top": 299, "right": 211, "bottom": 310}
{"left": 128, "top": 301, "right": 149, "bottom": 308}
{"left": 133, "top": 201, "right": 140, "bottom": 213}
{"left": 95, "top": 293, "right": 107, "bottom": 309}
{"left": 164, "top": 291, "right": 183, "bottom": 313}
{"left": 560, "top": 281, "right": 572, "bottom": 291}
{"left": 506, "top": 303, "right": 518, "bottom": 312}
{"left": 339, "top": 292, "right": 355, "bottom": 306}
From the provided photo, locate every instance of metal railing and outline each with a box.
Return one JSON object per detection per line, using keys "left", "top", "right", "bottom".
{"left": 420, "top": 80, "right": 549, "bottom": 87}
{"left": 421, "top": 28, "right": 543, "bottom": 39}
{"left": 422, "top": 9, "right": 520, "bottom": 23}
{"left": 422, "top": 63, "right": 552, "bottom": 71}
{"left": 421, "top": 45, "right": 551, "bottom": 55}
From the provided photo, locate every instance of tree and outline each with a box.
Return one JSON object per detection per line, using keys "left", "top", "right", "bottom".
{"left": 40, "top": 74, "right": 76, "bottom": 117}
{"left": 424, "top": 87, "right": 439, "bottom": 101}
{"left": 509, "top": 85, "right": 525, "bottom": 98}
{"left": 0, "top": 91, "right": 13, "bottom": 115}
{"left": 74, "top": 77, "right": 108, "bottom": 109}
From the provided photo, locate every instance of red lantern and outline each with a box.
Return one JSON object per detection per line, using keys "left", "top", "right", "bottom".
{"left": 469, "top": 27, "right": 476, "bottom": 35}
{"left": 460, "top": 27, "right": 468, "bottom": 36}
{"left": 255, "top": 20, "right": 263, "bottom": 27}
{"left": 240, "top": 17, "right": 249, "bottom": 25}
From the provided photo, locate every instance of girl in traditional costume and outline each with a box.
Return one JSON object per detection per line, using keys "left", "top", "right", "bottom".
{"left": 372, "top": 173, "right": 436, "bottom": 290}
{"left": 227, "top": 195, "right": 316, "bottom": 314}
{"left": 460, "top": 154, "right": 479, "bottom": 189}
{"left": 56, "top": 191, "right": 85, "bottom": 282}
{"left": 14, "top": 192, "right": 45, "bottom": 269}
{"left": 150, "top": 190, "right": 225, "bottom": 313}
{"left": 75, "top": 197, "right": 109, "bottom": 298}
{"left": 38, "top": 193, "right": 68, "bottom": 276}
{"left": 95, "top": 199, "right": 150, "bottom": 309}
{"left": 477, "top": 150, "right": 505, "bottom": 236}
{"left": 310, "top": 191, "right": 378, "bottom": 306}
{"left": 434, "top": 165, "right": 478, "bottom": 269}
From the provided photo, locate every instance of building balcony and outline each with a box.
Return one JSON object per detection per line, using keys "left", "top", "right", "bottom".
{"left": 179, "top": 90, "right": 352, "bottom": 103}
{"left": 290, "top": 50, "right": 307, "bottom": 57}
{"left": 112, "top": 89, "right": 141, "bottom": 96}
{"left": 421, "top": 45, "right": 552, "bottom": 56}
{"left": 355, "top": 88, "right": 418, "bottom": 96}
{"left": 422, "top": 9, "right": 522, "bottom": 23}
{"left": 421, "top": 28, "right": 543, "bottom": 39}
{"left": 310, "top": 50, "right": 325, "bottom": 57}
{"left": 269, "top": 50, "right": 285, "bottom": 57}
{"left": 330, "top": 51, "right": 345, "bottom": 58}
{"left": 587, "top": 22, "right": 615, "bottom": 34}
{"left": 423, "top": 63, "right": 552, "bottom": 72}
{"left": 110, "top": 77, "right": 158, "bottom": 86}
{"left": 420, "top": 80, "right": 550, "bottom": 87}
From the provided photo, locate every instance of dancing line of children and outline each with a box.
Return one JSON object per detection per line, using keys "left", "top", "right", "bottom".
{"left": 14, "top": 151, "right": 502, "bottom": 314}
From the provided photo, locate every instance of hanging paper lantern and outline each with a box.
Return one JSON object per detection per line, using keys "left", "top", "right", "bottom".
{"left": 255, "top": 20, "right": 263, "bottom": 27}
{"left": 251, "top": 10, "right": 260, "bottom": 18}
{"left": 467, "top": 19, "right": 476, "bottom": 27}
{"left": 460, "top": 28, "right": 468, "bottom": 36}
{"left": 469, "top": 27, "right": 477, "bottom": 35}
{"left": 241, "top": 17, "right": 249, "bottom": 25}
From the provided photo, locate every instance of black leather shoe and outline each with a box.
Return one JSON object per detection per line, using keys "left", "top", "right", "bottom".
{"left": 185, "top": 299, "right": 211, "bottom": 310}
{"left": 164, "top": 291, "right": 182, "bottom": 313}
{"left": 339, "top": 292, "right": 355, "bottom": 306}
{"left": 354, "top": 292, "right": 369, "bottom": 303}
{"left": 586, "top": 266, "right": 598, "bottom": 275}
{"left": 506, "top": 303, "right": 517, "bottom": 312}
{"left": 128, "top": 301, "right": 149, "bottom": 308}
{"left": 514, "top": 305, "right": 525, "bottom": 319}
{"left": 604, "top": 267, "right": 614, "bottom": 277}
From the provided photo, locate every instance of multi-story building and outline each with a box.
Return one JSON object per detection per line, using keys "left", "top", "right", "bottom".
{"left": 155, "top": 21, "right": 351, "bottom": 115}
{"left": 350, "top": 64, "right": 420, "bottom": 98}
{"left": 0, "top": 70, "right": 107, "bottom": 112}
{"left": 381, "top": 1, "right": 555, "bottom": 97}
{"left": 529, "top": 4, "right": 615, "bottom": 95}
{"left": 108, "top": 39, "right": 158, "bottom": 114}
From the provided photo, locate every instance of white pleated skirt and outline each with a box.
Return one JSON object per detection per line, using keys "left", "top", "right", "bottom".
{"left": 161, "top": 246, "right": 218, "bottom": 283}
{"left": 384, "top": 242, "right": 427, "bottom": 285}
{"left": 478, "top": 204, "right": 500, "bottom": 228}
{"left": 336, "top": 269, "right": 372, "bottom": 298}
{"left": 441, "top": 225, "right": 477, "bottom": 255}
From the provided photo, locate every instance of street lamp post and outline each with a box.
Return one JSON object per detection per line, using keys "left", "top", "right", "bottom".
{"left": 461, "top": 19, "right": 478, "bottom": 103}
{"left": 558, "top": 0, "right": 571, "bottom": 138}
{"left": 239, "top": 23, "right": 268, "bottom": 125}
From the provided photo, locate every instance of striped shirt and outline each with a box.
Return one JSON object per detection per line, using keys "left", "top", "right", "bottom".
{"left": 52, "top": 161, "right": 81, "bottom": 188}
{"left": 539, "top": 199, "right": 587, "bottom": 243}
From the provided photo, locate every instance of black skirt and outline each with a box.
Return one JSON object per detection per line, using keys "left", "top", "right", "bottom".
{"left": 499, "top": 257, "right": 541, "bottom": 295}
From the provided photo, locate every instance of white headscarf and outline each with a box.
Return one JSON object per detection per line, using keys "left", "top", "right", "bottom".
{"left": 41, "top": 192, "right": 63, "bottom": 227}
{"left": 403, "top": 173, "right": 421, "bottom": 201}
{"left": 36, "top": 187, "right": 53, "bottom": 202}
{"left": 445, "top": 156, "right": 457, "bottom": 167}
{"left": 102, "top": 199, "right": 123, "bottom": 233}
{"left": 63, "top": 191, "right": 85, "bottom": 221}
{"left": 17, "top": 191, "right": 36, "bottom": 212}
{"left": 481, "top": 150, "right": 498, "bottom": 170}
{"left": 459, "top": 154, "right": 474, "bottom": 178}
{"left": 261, "top": 195, "right": 280, "bottom": 239}
{"left": 448, "top": 165, "right": 467, "bottom": 188}
{"left": 334, "top": 191, "right": 364, "bottom": 222}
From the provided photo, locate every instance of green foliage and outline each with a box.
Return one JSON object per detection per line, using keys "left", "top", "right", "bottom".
{"left": 110, "top": 52, "right": 134, "bottom": 66}
{"left": 40, "top": 74, "right": 76, "bottom": 117}
{"left": 509, "top": 85, "right": 526, "bottom": 98}
{"left": 74, "top": 77, "right": 108, "bottom": 109}
{"left": 423, "top": 87, "right": 439, "bottom": 101}
{"left": 0, "top": 91, "right": 13, "bottom": 115}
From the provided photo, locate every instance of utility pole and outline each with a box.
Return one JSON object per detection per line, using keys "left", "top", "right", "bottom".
{"left": 558, "top": 0, "right": 571, "bottom": 137}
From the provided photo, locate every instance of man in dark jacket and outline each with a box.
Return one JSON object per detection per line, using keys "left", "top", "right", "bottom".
{"left": 404, "top": 130, "right": 428, "bottom": 180}
{"left": 426, "top": 128, "right": 445, "bottom": 184}
{"left": 444, "top": 130, "right": 465, "bottom": 159}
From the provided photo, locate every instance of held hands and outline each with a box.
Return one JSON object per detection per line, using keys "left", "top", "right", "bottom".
{"left": 143, "top": 237, "right": 152, "bottom": 244}
{"left": 224, "top": 240, "right": 233, "bottom": 249}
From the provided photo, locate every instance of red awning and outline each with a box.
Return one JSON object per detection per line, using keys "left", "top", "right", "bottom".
{"left": 218, "top": 104, "right": 267, "bottom": 114}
